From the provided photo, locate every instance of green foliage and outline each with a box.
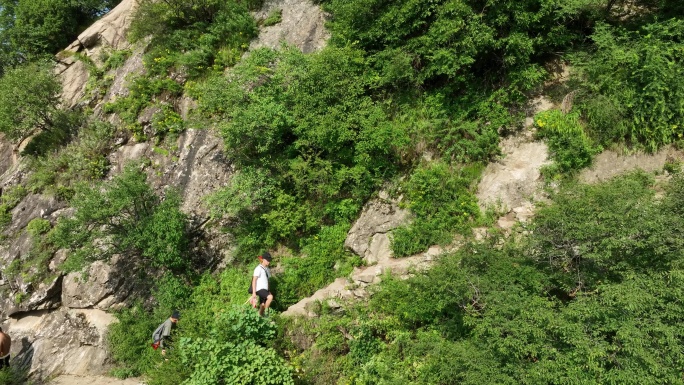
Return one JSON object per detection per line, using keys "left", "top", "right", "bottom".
{"left": 320, "top": 0, "right": 588, "bottom": 92}
{"left": 391, "top": 161, "right": 481, "bottom": 257}
{"left": 0, "top": 365, "right": 29, "bottom": 385}
{"left": 296, "top": 172, "right": 684, "bottom": 384}
{"left": 150, "top": 103, "right": 184, "bottom": 140}
{"left": 108, "top": 303, "right": 166, "bottom": 377}
{"left": 103, "top": 76, "right": 182, "bottom": 141}
{"left": 101, "top": 49, "right": 131, "bottom": 71}
{"left": 0, "top": 61, "right": 62, "bottom": 142}
{"left": 274, "top": 223, "right": 361, "bottom": 309}
{"left": 26, "top": 218, "right": 51, "bottom": 237}
{"left": 196, "top": 46, "right": 409, "bottom": 254}
{"left": 573, "top": 19, "right": 684, "bottom": 151}
{"left": 0, "top": 185, "right": 28, "bottom": 230}
{"left": 109, "top": 271, "right": 294, "bottom": 384}
{"left": 51, "top": 165, "right": 190, "bottom": 272}
{"left": 179, "top": 307, "right": 293, "bottom": 385}
{"left": 534, "top": 109, "right": 600, "bottom": 176}
{"left": 0, "top": 0, "right": 122, "bottom": 70}
{"left": 129, "top": 0, "right": 258, "bottom": 78}
{"left": 26, "top": 120, "right": 116, "bottom": 199}
{"left": 261, "top": 9, "right": 282, "bottom": 27}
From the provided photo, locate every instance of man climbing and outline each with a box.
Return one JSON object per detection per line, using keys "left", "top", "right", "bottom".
{"left": 152, "top": 310, "right": 180, "bottom": 355}
{"left": 0, "top": 326, "right": 10, "bottom": 370}
{"left": 251, "top": 251, "right": 274, "bottom": 316}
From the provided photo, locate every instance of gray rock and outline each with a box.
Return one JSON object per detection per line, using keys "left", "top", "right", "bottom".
{"left": 1, "top": 275, "right": 63, "bottom": 319}
{"left": 5, "top": 307, "right": 117, "bottom": 377}
{"left": 365, "top": 233, "right": 391, "bottom": 265}
{"left": 251, "top": 0, "right": 329, "bottom": 53}
{"left": 61, "top": 260, "right": 125, "bottom": 309}
{"left": 7, "top": 194, "right": 64, "bottom": 235}
{"left": 58, "top": 0, "right": 139, "bottom": 109}
{"left": 345, "top": 194, "right": 410, "bottom": 258}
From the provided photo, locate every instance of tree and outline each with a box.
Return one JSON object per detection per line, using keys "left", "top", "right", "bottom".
{"left": 0, "top": 61, "right": 61, "bottom": 142}
{"left": 0, "top": 0, "right": 123, "bottom": 71}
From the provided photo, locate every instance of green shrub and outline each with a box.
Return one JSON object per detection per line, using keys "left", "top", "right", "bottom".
{"left": 534, "top": 109, "right": 600, "bottom": 176}
{"left": 50, "top": 165, "right": 190, "bottom": 272}
{"left": 109, "top": 272, "right": 294, "bottom": 384}
{"left": 27, "top": 120, "right": 116, "bottom": 199}
{"left": 262, "top": 9, "right": 282, "bottom": 27}
{"left": 274, "top": 223, "right": 361, "bottom": 309}
{"left": 179, "top": 306, "right": 293, "bottom": 385}
{"left": 102, "top": 49, "right": 131, "bottom": 71}
{"left": 297, "top": 173, "right": 684, "bottom": 384}
{"left": 0, "top": 364, "right": 29, "bottom": 385}
{"left": 573, "top": 19, "right": 684, "bottom": 151}
{"left": 107, "top": 303, "right": 164, "bottom": 378}
{"left": 26, "top": 218, "right": 51, "bottom": 237}
{"left": 197, "top": 46, "right": 409, "bottom": 254}
{"left": 0, "top": 0, "right": 123, "bottom": 70}
{"left": 391, "top": 161, "right": 481, "bottom": 257}
{"left": 103, "top": 76, "right": 182, "bottom": 141}
{"left": 0, "top": 185, "right": 28, "bottom": 230}
{"left": 150, "top": 103, "right": 184, "bottom": 140}
{"left": 128, "top": 0, "right": 258, "bottom": 80}
{"left": 0, "top": 61, "right": 62, "bottom": 143}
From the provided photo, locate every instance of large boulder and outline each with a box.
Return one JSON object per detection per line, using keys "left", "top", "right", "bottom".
{"left": 0, "top": 275, "right": 63, "bottom": 320}
{"left": 250, "top": 0, "right": 329, "bottom": 53}
{"left": 4, "top": 308, "right": 116, "bottom": 377}
{"left": 344, "top": 192, "right": 410, "bottom": 263}
{"left": 61, "top": 259, "right": 128, "bottom": 310}
{"left": 57, "top": 0, "right": 140, "bottom": 108}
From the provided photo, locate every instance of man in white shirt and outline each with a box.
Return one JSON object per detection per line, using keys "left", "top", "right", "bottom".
{"left": 251, "top": 252, "right": 273, "bottom": 316}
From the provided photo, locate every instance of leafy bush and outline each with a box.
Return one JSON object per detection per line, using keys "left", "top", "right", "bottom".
{"left": 0, "top": 366, "right": 29, "bottom": 385}
{"left": 0, "top": 185, "right": 28, "bottom": 230}
{"left": 109, "top": 271, "right": 294, "bottom": 384}
{"left": 27, "top": 120, "right": 116, "bottom": 199}
{"left": 262, "top": 9, "right": 282, "bottom": 27}
{"left": 0, "top": 0, "right": 122, "bottom": 70}
{"left": 534, "top": 109, "right": 600, "bottom": 176}
{"left": 196, "top": 46, "right": 409, "bottom": 255}
{"left": 296, "top": 172, "right": 684, "bottom": 385}
{"left": 391, "top": 161, "right": 481, "bottom": 257}
{"left": 129, "top": 0, "right": 258, "bottom": 77}
{"left": 573, "top": 19, "right": 684, "bottom": 151}
{"left": 103, "top": 76, "right": 182, "bottom": 141}
{"left": 26, "top": 219, "right": 51, "bottom": 237}
{"left": 179, "top": 306, "right": 293, "bottom": 385}
{"left": 51, "top": 165, "right": 190, "bottom": 272}
{"left": 274, "top": 223, "right": 361, "bottom": 309}
{"left": 0, "top": 61, "right": 62, "bottom": 142}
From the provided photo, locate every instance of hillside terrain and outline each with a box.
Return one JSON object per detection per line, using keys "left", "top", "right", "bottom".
{"left": 1, "top": 0, "right": 684, "bottom": 384}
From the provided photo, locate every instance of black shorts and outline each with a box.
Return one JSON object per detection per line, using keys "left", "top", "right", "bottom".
{"left": 0, "top": 355, "right": 9, "bottom": 369}
{"left": 255, "top": 289, "right": 271, "bottom": 304}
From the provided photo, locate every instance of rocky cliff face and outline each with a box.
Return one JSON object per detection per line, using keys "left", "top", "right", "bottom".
{"left": 0, "top": 0, "right": 329, "bottom": 379}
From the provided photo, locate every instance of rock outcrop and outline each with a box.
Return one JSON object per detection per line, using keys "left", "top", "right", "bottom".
{"left": 56, "top": 0, "right": 139, "bottom": 109}
{"left": 61, "top": 258, "right": 127, "bottom": 310}
{"left": 344, "top": 191, "right": 410, "bottom": 264}
{"left": 7, "top": 308, "right": 116, "bottom": 377}
{"left": 251, "top": 0, "right": 329, "bottom": 53}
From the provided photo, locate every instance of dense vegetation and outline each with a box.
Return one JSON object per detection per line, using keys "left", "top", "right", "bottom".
{"left": 1, "top": 0, "right": 684, "bottom": 383}
{"left": 292, "top": 172, "right": 684, "bottom": 384}
{"left": 0, "top": 0, "right": 122, "bottom": 72}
